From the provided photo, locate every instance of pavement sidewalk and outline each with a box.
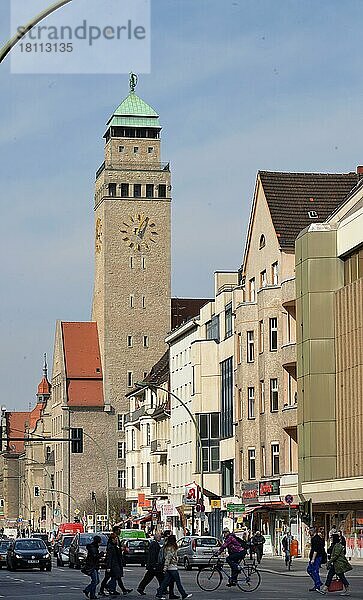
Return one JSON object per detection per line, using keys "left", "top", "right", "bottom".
{"left": 258, "top": 556, "right": 363, "bottom": 578}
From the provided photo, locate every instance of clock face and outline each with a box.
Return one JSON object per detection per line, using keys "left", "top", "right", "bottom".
{"left": 95, "top": 218, "right": 102, "bottom": 253}
{"left": 120, "top": 213, "right": 158, "bottom": 251}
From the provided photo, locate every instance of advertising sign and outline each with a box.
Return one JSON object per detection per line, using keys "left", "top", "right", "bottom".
{"left": 211, "top": 499, "right": 221, "bottom": 509}
{"left": 184, "top": 482, "right": 199, "bottom": 506}
{"left": 241, "top": 483, "right": 259, "bottom": 504}
{"left": 259, "top": 479, "right": 280, "bottom": 496}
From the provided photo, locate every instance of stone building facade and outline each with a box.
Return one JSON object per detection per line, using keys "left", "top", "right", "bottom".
{"left": 296, "top": 174, "right": 363, "bottom": 556}
{"left": 92, "top": 86, "right": 172, "bottom": 494}
{"left": 234, "top": 170, "right": 359, "bottom": 554}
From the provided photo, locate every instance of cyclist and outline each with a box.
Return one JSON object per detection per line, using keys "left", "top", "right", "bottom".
{"left": 216, "top": 528, "right": 248, "bottom": 587}
{"left": 281, "top": 531, "right": 293, "bottom": 568}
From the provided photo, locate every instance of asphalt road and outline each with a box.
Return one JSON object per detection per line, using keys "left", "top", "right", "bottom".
{"left": 1, "top": 559, "right": 362, "bottom": 600}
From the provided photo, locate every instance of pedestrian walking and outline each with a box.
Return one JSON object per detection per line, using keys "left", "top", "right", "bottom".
{"left": 251, "top": 531, "right": 265, "bottom": 564}
{"left": 156, "top": 535, "right": 192, "bottom": 600}
{"left": 338, "top": 530, "right": 347, "bottom": 554}
{"left": 306, "top": 527, "right": 327, "bottom": 594}
{"left": 83, "top": 535, "right": 103, "bottom": 600}
{"left": 100, "top": 529, "right": 132, "bottom": 596}
{"left": 320, "top": 534, "right": 352, "bottom": 596}
{"left": 137, "top": 532, "right": 178, "bottom": 598}
{"left": 216, "top": 528, "right": 248, "bottom": 587}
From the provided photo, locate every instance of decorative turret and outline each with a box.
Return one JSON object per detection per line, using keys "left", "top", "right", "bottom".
{"left": 36, "top": 353, "right": 51, "bottom": 403}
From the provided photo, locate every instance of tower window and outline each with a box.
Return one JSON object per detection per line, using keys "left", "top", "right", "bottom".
{"left": 133, "top": 146, "right": 139, "bottom": 153}
{"left": 158, "top": 184, "right": 166, "bottom": 198}
{"left": 259, "top": 234, "right": 266, "bottom": 249}
{"left": 127, "top": 335, "right": 133, "bottom": 347}
{"left": 143, "top": 335, "right": 149, "bottom": 348}
{"left": 130, "top": 256, "right": 134, "bottom": 269}
{"left": 146, "top": 184, "right": 154, "bottom": 198}
{"left": 142, "top": 257, "right": 146, "bottom": 270}
{"left": 142, "top": 296, "right": 146, "bottom": 308}
{"left": 134, "top": 184, "right": 141, "bottom": 198}
{"left": 148, "top": 147, "right": 154, "bottom": 153}
{"left": 127, "top": 371, "right": 133, "bottom": 388}
{"left": 130, "top": 295, "right": 134, "bottom": 308}
{"left": 108, "top": 183, "right": 117, "bottom": 197}
{"left": 119, "top": 146, "right": 124, "bottom": 153}
{"left": 121, "top": 183, "right": 129, "bottom": 197}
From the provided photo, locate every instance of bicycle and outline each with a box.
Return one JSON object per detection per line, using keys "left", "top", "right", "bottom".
{"left": 197, "top": 555, "right": 261, "bottom": 593}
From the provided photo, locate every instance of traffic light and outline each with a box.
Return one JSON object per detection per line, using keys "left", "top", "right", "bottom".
{"left": 299, "top": 499, "right": 312, "bottom": 525}
{"left": 34, "top": 486, "right": 40, "bottom": 497}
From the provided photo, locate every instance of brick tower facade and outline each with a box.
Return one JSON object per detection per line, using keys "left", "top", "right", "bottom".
{"left": 92, "top": 76, "right": 171, "bottom": 490}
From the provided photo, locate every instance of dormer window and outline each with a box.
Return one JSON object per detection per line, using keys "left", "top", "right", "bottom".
{"left": 308, "top": 210, "right": 318, "bottom": 219}
{"left": 259, "top": 234, "right": 266, "bottom": 249}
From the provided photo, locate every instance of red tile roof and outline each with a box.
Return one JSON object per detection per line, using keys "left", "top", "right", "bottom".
{"left": 37, "top": 376, "right": 51, "bottom": 395}
{"left": 61, "top": 322, "right": 104, "bottom": 407}
{"left": 29, "top": 403, "right": 43, "bottom": 431}
{"left": 6, "top": 411, "right": 29, "bottom": 453}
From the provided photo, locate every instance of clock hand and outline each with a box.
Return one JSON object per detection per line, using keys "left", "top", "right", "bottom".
{"left": 138, "top": 217, "right": 149, "bottom": 239}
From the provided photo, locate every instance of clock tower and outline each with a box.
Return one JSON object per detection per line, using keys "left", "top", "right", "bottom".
{"left": 92, "top": 75, "right": 171, "bottom": 485}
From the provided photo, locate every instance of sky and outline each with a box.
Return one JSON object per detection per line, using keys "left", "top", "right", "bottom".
{"left": 1, "top": 0, "right": 363, "bottom": 411}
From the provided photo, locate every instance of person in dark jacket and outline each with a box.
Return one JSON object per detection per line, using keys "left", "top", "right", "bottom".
{"left": 100, "top": 529, "right": 132, "bottom": 596}
{"left": 83, "top": 535, "right": 103, "bottom": 599}
{"left": 306, "top": 527, "right": 326, "bottom": 594}
{"left": 251, "top": 531, "right": 265, "bottom": 564}
{"left": 137, "top": 533, "right": 177, "bottom": 598}
{"left": 321, "top": 534, "right": 352, "bottom": 596}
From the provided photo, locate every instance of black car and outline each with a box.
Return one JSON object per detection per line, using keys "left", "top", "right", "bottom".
{"left": 31, "top": 533, "right": 52, "bottom": 552}
{"left": 68, "top": 532, "right": 108, "bottom": 569}
{"left": 7, "top": 538, "right": 52, "bottom": 571}
{"left": 0, "top": 540, "right": 12, "bottom": 568}
{"left": 121, "top": 538, "right": 149, "bottom": 566}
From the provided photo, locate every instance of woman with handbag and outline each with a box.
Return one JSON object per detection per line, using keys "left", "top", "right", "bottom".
{"left": 321, "top": 534, "right": 352, "bottom": 596}
{"left": 83, "top": 535, "right": 103, "bottom": 600}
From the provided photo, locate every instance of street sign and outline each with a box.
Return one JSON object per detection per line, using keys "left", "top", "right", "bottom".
{"left": 210, "top": 499, "right": 221, "bottom": 509}
{"left": 53, "top": 509, "right": 61, "bottom": 517}
{"left": 226, "top": 503, "right": 245, "bottom": 513}
{"left": 285, "top": 494, "right": 294, "bottom": 505}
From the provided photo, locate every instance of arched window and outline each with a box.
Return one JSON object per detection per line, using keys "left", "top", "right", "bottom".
{"left": 259, "top": 234, "right": 266, "bottom": 249}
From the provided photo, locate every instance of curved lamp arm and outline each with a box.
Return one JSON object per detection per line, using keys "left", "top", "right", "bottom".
{"left": 0, "top": 0, "right": 73, "bottom": 64}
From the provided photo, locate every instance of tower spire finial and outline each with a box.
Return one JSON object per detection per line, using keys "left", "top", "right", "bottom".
{"left": 129, "top": 72, "right": 138, "bottom": 93}
{"left": 43, "top": 352, "right": 48, "bottom": 379}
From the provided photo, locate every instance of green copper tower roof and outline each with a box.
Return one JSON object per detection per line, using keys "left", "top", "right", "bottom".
{"left": 106, "top": 91, "right": 160, "bottom": 129}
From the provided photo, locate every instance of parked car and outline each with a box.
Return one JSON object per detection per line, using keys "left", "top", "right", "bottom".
{"left": 0, "top": 540, "right": 12, "bottom": 568}
{"left": 121, "top": 538, "right": 149, "bottom": 566}
{"left": 55, "top": 534, "right": 73, "bottom": 566}
{"left": 177, "top": 536, "right": 221, "bottom": 570}
{"left": 6, "top": 538, "right": 52, "bottom": 571}
{"left": 68, "top": 532, "right": 108, "bottom": 569}
{"left": 31, "top": 533, "right": 52, "bottom": 552}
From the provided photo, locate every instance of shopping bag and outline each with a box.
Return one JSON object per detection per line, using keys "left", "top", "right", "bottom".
{"left": 328, "top": 577, "right": 344, "bottom": 592}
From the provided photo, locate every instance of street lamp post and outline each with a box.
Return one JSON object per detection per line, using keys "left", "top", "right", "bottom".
{"left": 135, "top": 382, "right": 205, "bottom": 534}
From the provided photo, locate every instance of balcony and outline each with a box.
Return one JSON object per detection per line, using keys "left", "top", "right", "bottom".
{"left": 150, "top": 482, "right": 168, "bottom": 496}
{"left": 125, "top": 406, "right": 148, "bottom": 425}
{"left": 281, "top": 342, "right": 296, "bottom": 369}
{"left": 281, "top": 277, "right": 296, "bottom": 307}
{"left": 96, "top": 161, "right": 170, "bottom": 179}
{"left": 150, "top": 439, "right": 168, "bottom": 455}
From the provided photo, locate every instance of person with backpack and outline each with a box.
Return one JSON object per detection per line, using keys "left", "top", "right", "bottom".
{"left": 155, "top": 535, "right": 192, "bottom": 600}
{"left": 136, "top": 532, "right": 177, "bottom": 598}
{"left": 320, "top": 533, "right": 352, "bottom": 596}
{"left": 307, "top": 527, "right": 327, "bottom": 594}
{"left": 216, "top": 528, "right": 248, "bottom": 587}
